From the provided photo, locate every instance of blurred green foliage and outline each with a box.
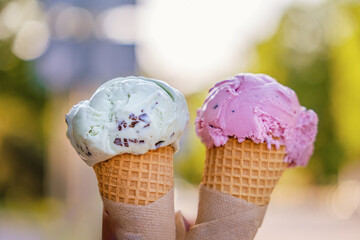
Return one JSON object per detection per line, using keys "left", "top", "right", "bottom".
{"left": 175, "top": 93, "right": 207, "bottom": 184}
{"left": 0, "top": 38, "right": 46, "bottom": 200}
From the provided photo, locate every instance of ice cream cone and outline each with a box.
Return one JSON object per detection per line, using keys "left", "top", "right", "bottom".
{"left": 93, "top": 146, "right": 174, "bottom": 205}
{"left": 201, "top": 138, "right": 287, "bottom": 206}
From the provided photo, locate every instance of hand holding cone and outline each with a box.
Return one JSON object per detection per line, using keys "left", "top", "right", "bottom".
{"left": 65, "top": 74, "right": 318, "bottom": 240}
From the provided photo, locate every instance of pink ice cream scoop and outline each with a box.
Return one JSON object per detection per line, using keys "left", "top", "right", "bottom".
{"left": 195, "top": 73, "right": 318, "bottom": 167}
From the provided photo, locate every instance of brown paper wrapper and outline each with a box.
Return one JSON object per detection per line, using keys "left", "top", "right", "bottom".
{"left": 173, "top": 139, "right": 286, "bottom": 239}
{"left": 103, "top": 188, "right": 176, "bottom": 240}
{"left": 175, "top": 185, "right": 267, "bottom": 240}
{"left": 102, "top": 185, "right": 266, "bottom": 240}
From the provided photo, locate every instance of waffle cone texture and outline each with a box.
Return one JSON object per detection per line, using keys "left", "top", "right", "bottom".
{"left": 93, "top": 146, "right": 174, "bottom": 206}
{"left": 201, "top": 138, "right": 288, "bottom": 206}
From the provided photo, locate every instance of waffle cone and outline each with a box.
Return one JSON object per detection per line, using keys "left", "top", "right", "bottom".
{"left": 201, "top": 138, "right": 287, "bottom": 206}
{"left": 93, "top": 146, "right": 174, "bottom": 206}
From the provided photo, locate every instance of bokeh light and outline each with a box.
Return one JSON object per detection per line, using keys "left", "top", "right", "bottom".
{"left": 53, "top": 5, "right": 94, "bottom": 41}
{"left": 330, "top": 180, "right": 360, "bottom": 220}
{"left": 96, "top": 5, "right": 136, "bottom": 44}
{"left": 12, "top": 20, "right": 49, "bottom": 60}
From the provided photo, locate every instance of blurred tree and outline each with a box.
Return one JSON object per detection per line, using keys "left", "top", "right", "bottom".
{"left": 329, "top": 4, "right": 360, "bottom": 173}
{"left": 249, "top": 1, "right": 360, "bottom": 184}
{"left": 0, "top": 135, "right": 44, "bottom": 199}
{"left": 0, "top": 29, "right": 46, "bottom": 199}
{"left": 174, "top": 93, "right": 207, "bottom": 184}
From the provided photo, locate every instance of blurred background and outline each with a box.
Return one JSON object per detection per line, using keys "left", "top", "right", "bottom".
{"left": 1, "top": 0, "right": 360, "bottom": 239}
